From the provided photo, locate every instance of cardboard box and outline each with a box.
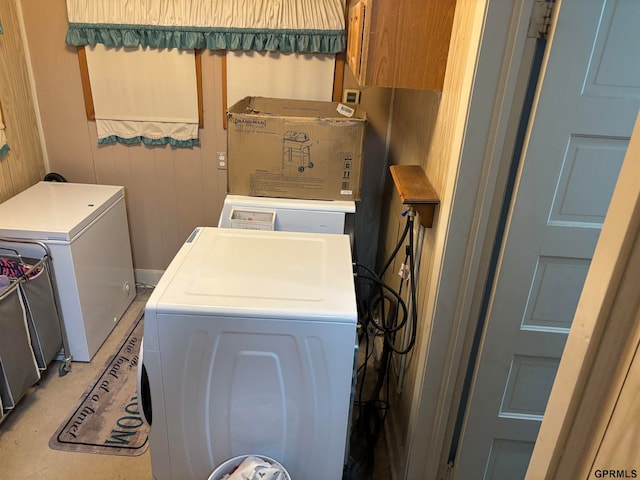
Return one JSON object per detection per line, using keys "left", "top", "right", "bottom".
{"left": 227, "top": 96, "right": 367, "bottom": 201}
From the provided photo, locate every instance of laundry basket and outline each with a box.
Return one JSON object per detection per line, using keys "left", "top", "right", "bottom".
{"left": 208, "top": 455, "right": 291, "bottom": 480}
{"left": 24, "top": 262, "right": 62, "bottom": 368}
{"left": 0, "top": 277, "right": 40, "bottom": 415}
{"left": 0, "top": 238, "right": 71, "bottom": 375}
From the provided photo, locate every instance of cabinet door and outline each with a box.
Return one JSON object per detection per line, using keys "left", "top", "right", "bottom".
{"left": 347, "top": 0, "right": 456, "bottom": 90}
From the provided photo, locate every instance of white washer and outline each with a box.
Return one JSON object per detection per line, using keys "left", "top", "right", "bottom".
{"left": 218, "top": 194, "right": 355, "bottom": 234}
{"left": 141, "top": 227, "right": 357, "bottom": 480}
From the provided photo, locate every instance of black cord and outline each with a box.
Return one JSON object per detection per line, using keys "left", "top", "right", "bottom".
{"left": 392, "top": 219, "right": 418, "bottom": 355}
{"left": 378, "top": 213, "right": 411, "bottom": 279}
{"left": 350, "top": 209, "right": 420, "bottom": 478}
{"left": 358, "top": 274, "right": 409, "bottom": 336}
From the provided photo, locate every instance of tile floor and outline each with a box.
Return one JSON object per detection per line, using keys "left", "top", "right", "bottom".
{"left": 0, "top": 287, "right": 391, "bottom": 480}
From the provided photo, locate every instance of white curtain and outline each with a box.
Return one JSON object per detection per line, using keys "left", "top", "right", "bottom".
{"left": 66, "top": 0, "right": 345, "bottom": 31}
{"left": 85, "top": 45, "right": 199, "bottom": 146}
{"left": 226, "top": 51, "right": 335, "bottom": 108}
{"left": 68, "top": 0, "right": 346, "bottom": 146}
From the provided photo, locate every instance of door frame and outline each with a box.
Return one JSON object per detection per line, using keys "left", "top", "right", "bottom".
{"left": 402, "top": 0, "right": 543, "bottom": 477}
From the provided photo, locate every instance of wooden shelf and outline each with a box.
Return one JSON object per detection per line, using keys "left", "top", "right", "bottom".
{"left": 389, "top": 165, "right": 439, "bottom": 228}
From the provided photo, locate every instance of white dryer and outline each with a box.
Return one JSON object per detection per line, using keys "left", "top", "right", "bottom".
{"left": 140, "top": 227, "right": 357, "bottom": 480}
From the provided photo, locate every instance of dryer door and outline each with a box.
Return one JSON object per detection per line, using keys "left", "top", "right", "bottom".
{"left": 136, "top": 338, "right": 152, "bottom": 426}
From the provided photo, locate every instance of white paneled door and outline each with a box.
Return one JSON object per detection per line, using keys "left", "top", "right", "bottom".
{"left": 454, "top": 1, "right": 640, "bottom": 478}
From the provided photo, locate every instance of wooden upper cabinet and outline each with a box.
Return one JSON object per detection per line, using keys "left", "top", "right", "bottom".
{"left": 347, "top": 0, "right": 456, "bottom": 90}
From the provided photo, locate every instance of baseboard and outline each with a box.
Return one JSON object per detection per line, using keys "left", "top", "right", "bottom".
{"left": 134, "top": 269, "right": 164, "bottom": 287}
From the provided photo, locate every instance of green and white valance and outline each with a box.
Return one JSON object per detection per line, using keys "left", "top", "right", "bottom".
{"left": 65, "top": 0, "right": 346, "bottom": 53}
{"left": 96, "top": 120, "right": 199, "bottom": 147}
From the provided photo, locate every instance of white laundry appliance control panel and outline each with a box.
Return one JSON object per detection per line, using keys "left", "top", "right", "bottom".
{"left": 228, "top": 208, "right": 276, "bottom": 230}
{"left": 219, "top": 194, "right": 355, "bottom": 234}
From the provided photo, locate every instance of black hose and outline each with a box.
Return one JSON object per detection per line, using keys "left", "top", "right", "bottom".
{"left": 43, "top": 172, "right": 67, "bottom": 182}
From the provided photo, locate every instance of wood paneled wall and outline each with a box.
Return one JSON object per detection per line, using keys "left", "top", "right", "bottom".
{"left": 19, "top": 0, "right": 227, "bottom": 272}
{"left": 376, "top": 89, "right": 442, "bottom": 476}
{"left": 0, "top": 0, "right": 45, "bottom": 203}
{"left": 372, "top": 0, "right": 485, "bottom": 476}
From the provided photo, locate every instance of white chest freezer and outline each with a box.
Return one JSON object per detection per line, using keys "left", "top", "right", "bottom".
{"left": 0, "top": 182, "right": 135, "bottom": 362}
{"left": 141, "top": 227, "right": 357, "bottom": 480}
